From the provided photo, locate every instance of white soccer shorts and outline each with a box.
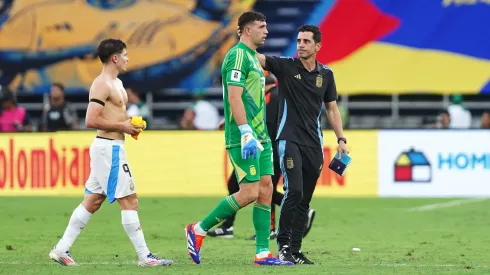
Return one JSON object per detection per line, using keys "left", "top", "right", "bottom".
{"left": 84, "top": 137, "right": 136, "bottom": 203}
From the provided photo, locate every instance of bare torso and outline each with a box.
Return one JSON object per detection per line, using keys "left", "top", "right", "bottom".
{"left": 89, "top": 74, "right": 128, "bottom": 140}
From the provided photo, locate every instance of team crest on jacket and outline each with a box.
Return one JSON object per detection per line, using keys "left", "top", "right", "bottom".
{"left": 316, "top": 75, "right": 323, "bottom": 87}
{"left": 286, "top": 157, "right": 294, "bottom": 169}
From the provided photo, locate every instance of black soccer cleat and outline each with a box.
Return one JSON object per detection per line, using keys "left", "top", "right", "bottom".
{"left": 293, "top": 251, "right": 315, "bottom": 265}
{"left": 278, "top": 245, "right": 296, "bottom": 263}
{"left": 207, "top": 226, "right": 234, "bottom": 238}
{"left": 303, "top": 208, "right": 316, "bottom": 238}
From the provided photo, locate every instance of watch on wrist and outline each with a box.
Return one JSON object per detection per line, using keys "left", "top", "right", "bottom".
{"left": 337, "top": 137, "right": 347, "bottom": 144}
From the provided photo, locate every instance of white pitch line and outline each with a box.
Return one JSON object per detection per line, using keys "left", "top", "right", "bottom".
{"left": 364, "top": 263, "right": 486, "bottom": 268}
{"left": 407, "top": 198, "right": 488, "bottom": 212}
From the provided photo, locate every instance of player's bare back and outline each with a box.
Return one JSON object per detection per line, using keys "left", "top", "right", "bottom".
{"left": 89, "top": 73, "right": 129, "bottom": 140}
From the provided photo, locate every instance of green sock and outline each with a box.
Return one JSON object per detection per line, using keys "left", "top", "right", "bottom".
{"left": 200, "top": 195, "right": 241, "bottom": 231}
{"left": 253, "top": 203, "right": 271, "bottom": 254}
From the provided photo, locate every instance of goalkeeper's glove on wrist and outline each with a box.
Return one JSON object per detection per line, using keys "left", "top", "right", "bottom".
{"left": 238, "top": 124, "right": 263, "bottom": 160}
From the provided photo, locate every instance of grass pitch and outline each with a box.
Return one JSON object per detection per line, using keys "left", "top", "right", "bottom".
{"left": 1, "top": 196, "right": 489, "bottom": 274}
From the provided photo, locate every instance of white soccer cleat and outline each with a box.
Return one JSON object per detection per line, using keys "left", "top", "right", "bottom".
{"left": 49, "top": 247, "right": 78, "bottom": 266}
{"left": 138, "top": 252, "right": 173, "bottom": 267}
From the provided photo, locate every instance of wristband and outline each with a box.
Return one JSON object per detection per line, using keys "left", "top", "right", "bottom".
{"left": 337, "top": 137, "right": 347, "bottom": 144}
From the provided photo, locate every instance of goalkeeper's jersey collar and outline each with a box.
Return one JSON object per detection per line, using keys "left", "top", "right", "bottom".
{"left": 237, "top": 42, "right": 257, "bottom": 55}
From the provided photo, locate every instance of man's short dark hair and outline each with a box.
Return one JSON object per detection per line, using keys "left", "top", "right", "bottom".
{"left": 51, "top": 82, "right": 65, "bottom": 92}
{"left": 238, "top": 11, "right": 266, "bottom": 32}
{"left": 97, "top": 39, "right": 127, "bottom": 63}
{"left": 0, "top": 88, "right": 15, "bottom": 103}
{"left": 298, "top": 24, "right": 322, "bottom": 44}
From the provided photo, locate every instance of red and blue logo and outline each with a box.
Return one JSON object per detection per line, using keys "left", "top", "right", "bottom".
{"left": 394, "top": 148, "right": 432, "bottom": 183}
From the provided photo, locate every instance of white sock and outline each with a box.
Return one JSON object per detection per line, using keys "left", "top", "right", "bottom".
{"left": 194, "top": 222, "right": 207, "bottom": 236}
{"left": 122, "top": 210, "right": 151, "bottom": 260}
{"left": 56, "top": 204, "right": 92, "bottom": 252}
{"left": 256, "top": 251, "right": 271, "bottom": 258}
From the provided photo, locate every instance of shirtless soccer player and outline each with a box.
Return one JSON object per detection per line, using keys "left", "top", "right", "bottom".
{"left": 48, "top": 39, "right": 173, "bottom": 267}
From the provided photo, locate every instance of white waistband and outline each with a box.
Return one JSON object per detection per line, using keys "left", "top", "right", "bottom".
{"left": 92, "top": 136, "right": 125, "bottom": 146}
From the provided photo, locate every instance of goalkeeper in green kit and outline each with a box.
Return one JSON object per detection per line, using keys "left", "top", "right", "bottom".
{"left": 185, "top": 11, "right": 293, "bottom": 266}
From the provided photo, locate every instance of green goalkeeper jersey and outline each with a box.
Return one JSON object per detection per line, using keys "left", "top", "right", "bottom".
{"left": 221, "top": 42, "right": 271, "bottom": 149}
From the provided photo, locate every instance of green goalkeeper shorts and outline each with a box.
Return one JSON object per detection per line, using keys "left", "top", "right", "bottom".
{"left": 228, "top": 142, "right": 274, "bottom": 184}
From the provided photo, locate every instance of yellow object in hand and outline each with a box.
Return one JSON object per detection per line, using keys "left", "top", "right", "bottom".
{"left": 130, "top": 116, "right": 147, "bottom": 140}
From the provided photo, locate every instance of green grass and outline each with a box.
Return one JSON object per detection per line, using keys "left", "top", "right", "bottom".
{"left": 0, "top": 196, "right": 489, "bottom": 274}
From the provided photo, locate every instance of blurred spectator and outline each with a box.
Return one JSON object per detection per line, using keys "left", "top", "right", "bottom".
{"left": 40, "top": 83, "right": 78, "bottom": 132}
{"left": 481, "top": 111, "right": 490, "bottom": 129}
{"left": 447, "top": 94, "right": 472, "bottom": 128}
{"left": 435, "top": 109, "right": 451, "bottom": 129}
{"left": 126, "top": 88, "right": 150, "bottom": 128}
{"left": 0, "top": 88, "right": 32, "bottom": 132}
{"left": 180, "top": 89, "right": 220, "bottom": 130}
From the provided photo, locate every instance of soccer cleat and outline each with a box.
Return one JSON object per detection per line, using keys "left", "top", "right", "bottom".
{"left": 277, "top": 245, "right": 296, "bottom": 263}
{"left": 245, "top": 230, "right": 277, "bottom": 240}
{"left": 292, "top": 251, "right": 315, "bottom": 265}
{"left": 254, "top": 252, "right": 294, "bottom": 266}
{"left": 303, "top": 208, "right": 316, "bottom": 238}
{"left": 185, "top": 223, "right": 205, "bottom": 264}
{"left": 138, "top": 253, "right": 173, "bottom": 267}
{"left": 207, "top": 226, "right": 234, "bottom": 238}
{"left": 49, "top": 247, "right": 78, "bottom": 266}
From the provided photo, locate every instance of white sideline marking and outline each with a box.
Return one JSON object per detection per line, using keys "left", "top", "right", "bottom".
{"left": 366, "top": 264, "right": 479, "bottom": 267}
{"left": 407, "top": 198, "right": 488, "bottom": 212}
